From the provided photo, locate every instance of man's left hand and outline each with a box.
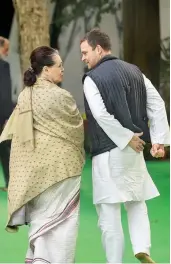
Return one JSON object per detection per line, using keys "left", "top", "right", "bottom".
{"left": 150, "top": 144, "right": 165, "bottom": 158}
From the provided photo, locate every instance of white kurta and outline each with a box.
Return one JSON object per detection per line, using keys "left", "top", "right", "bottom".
{"left": 84, "top": 75, "right": 170, "bottom": 204}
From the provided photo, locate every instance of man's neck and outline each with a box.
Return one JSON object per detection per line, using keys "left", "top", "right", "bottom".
{"left": 101, "top": 51, "right": 111, "bottom": 59}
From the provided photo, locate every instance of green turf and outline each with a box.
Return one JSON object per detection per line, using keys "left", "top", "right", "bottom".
{"left": 0, "top": 159, "right": 170, "bottom": 263}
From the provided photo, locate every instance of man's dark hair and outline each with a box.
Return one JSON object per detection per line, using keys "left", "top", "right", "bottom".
{"left": 81, "top": 28, "right": 111, "bottom": 51}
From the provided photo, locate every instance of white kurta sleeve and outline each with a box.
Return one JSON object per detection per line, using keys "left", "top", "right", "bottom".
{"left": 143, "top": 74, "right": 170, "bottom": 145}
{"left": 83, "top": 76, "right": 134, "bottom": 150}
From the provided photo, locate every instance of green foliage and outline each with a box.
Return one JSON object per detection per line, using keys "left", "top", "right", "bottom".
{"left": 51, "top": 0, "right": 120, "bottom": 27}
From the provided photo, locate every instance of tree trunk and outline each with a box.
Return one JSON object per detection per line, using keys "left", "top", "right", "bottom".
{"left": 13, "top": 0, "right": 50, "bottom": 74}
{"left": 123, "top": 0, "right": 160, "bottom": 89}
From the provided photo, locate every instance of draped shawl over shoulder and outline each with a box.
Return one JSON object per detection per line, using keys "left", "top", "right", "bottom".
{"left": 0, "top": 79, "right": 85, "bottom": 226}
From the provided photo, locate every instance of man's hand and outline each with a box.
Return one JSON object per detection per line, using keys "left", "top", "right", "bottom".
{"left": 150, "top": 144, "right": 165, "bottom": 158}
{"left": 128, "top": 132, "right": 145, "bottom": 153}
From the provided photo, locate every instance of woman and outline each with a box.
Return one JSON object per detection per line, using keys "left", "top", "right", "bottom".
{"left": 0, "top": 46, "right": 85, "bottom": 263}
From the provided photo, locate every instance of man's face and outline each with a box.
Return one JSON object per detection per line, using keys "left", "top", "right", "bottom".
{"left": 80, "top": 40, "right": 101, "bottom": 69}
{"left": 0, "top": 40, "right": 9, "bottom": 57}
{"left": 2, "top": 44, "right": 9, "bottom": 56}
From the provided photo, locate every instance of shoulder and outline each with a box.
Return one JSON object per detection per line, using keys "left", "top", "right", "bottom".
{"left": 0, "top": 59, "right": 9, "bottom": 70}
{"left": 17, "top": 87, "right": 29, "bottom": 103}
{"left": 117, "top": 59, "right": 142, "bottom": 73}
{"left": 83, "top": 76, "right": 94, "bottom": 85}
{"left": 53, "top": 86, "right": 76, "bottom": 104}
{"left": 83, "top": 76, "right": 97, "bottom": 92}
{"left": 53, "top": 87, "right": 79, "bottom": 114}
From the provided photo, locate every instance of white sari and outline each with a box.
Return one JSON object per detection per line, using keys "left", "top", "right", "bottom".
{"left": 10, "top": 176, "right": 81, "bottom": 263}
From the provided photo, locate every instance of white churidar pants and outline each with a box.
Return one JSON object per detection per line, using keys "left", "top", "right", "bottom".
{"left": 96, "top": 201, "right": 151, "bottom": 263}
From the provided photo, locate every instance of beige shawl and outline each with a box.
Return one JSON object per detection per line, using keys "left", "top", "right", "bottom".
{"left": 0, "top": 79, "right": 85, "bottom": 228}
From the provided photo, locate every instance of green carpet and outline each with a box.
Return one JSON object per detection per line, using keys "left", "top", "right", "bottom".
{"left": 0, "top": 159, "right": 170, "bottom": 263}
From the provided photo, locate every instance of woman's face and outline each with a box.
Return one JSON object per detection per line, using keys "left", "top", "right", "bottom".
{"left": 46, "top": 54, "right": 64, "bottom": 84}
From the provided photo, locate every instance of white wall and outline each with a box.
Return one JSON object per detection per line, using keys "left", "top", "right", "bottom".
{"left": 159, "top": 0, "right": 170, "bottom": 39}
{"left": 60, "top": 0, "right": 170, "bottom": 113}
{"left": 59, "top": 12, "right": 122, "bottom": 113}
{"left": 8, "top": 0, "right": 170, "bottom": 113}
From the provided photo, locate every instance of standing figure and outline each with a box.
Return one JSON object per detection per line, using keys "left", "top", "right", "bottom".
{"left": 80, "top": 28, "right": 169, "bottom": 263}
{"left": 0, "top": 46, "right": 85, "bottom": 263}
{"left": 0, "top": 36, "right": 13, "bottom": 191}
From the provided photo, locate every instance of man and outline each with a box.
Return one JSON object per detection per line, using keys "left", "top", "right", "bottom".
{"left": 80, "top": 29, "right": 170, "bottom": 263}
{"left": 0, "top": 37, "right": 13, "bottom": 191}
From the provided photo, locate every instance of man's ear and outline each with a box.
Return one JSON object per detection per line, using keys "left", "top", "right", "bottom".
{"left": 96, "top": 44, "right": 103, "bottom": 55}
